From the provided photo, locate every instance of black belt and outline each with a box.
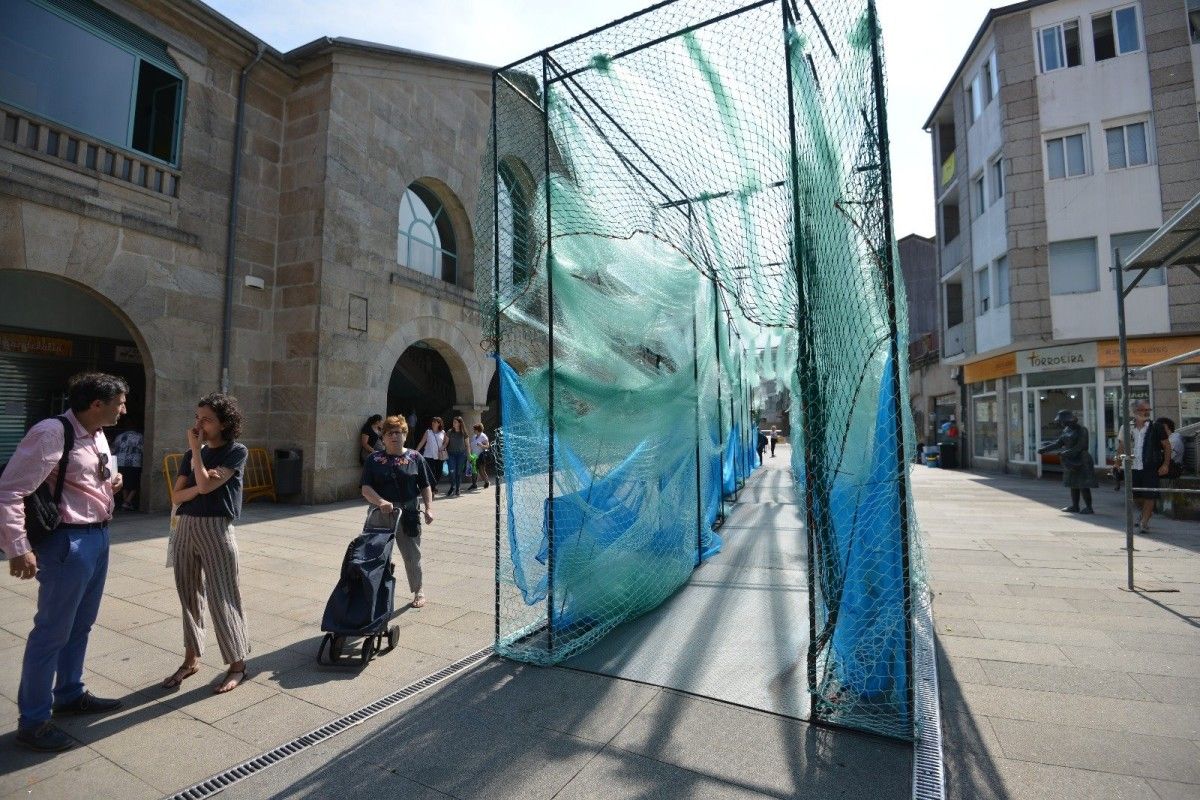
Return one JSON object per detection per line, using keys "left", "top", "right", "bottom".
{"left": 57, "top": 522, "right": 108, "bottom": 530}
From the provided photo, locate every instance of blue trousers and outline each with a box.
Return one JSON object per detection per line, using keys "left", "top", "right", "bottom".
{"left": 18, "top": 524, "right": 109, "bottom": 729}
{"left": 447, "top": 451, "right": 468, "bottom": 493}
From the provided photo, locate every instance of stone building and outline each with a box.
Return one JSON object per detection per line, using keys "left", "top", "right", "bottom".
{"left": 924, "top": 0, "right": 1200, "bottom": 476}
{"left": 0, "top": 0, "right": 500, "bottom": 506}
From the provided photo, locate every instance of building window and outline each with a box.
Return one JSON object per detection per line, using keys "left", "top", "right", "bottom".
{"left": 976, "top": 266, "right": 990, "bottom": 315}
{"left": 945, "top": 279, "right": 964, "bottom": 327}
{"left": 0, "top": 0, "right": 184, "bottom": 165}
{"left": 989, "top": 157, "right": 1004, "bottom": 205}
{"left": 398, "top": 184, "right": 458, "bottom": 284}
{"left": 1038, "top": 20, "right": 1081, "bottom": 73}
{"left": 986, "top": 52, "right": 998, "bottom": 104}
{"left": 1110, "top": 230, "right": 1164, "bottom": 288}
{"left": 972, "top": 174, "right": 986, "bottom": 218}
{"left": 1046, "top": 132, "right": 1087, "bottom": 179}
{"left": 1093, "top": 6, "right": 1141, "bottom": 61}
{"left": 1189, "top": 0, "right": 1200, "bottom": 45}
{"left": 973, "top": 390, "right": 999, "bottom": 458}
{"left": 941, "top": 201, "right": 960, "bottom": 243}
{"left": 967, "top": 54, "right": 996, "bottom": 124}
{"left": 1105, "top": 122, "right": 1148, "bottom": 169}
{"left": 994, "top": 255, "right": 1010, "bottom": 307}
{"left": 1049, "top": 237, "right": 1099, "bottom": 295}
{"left": 498, "top": 160, "right": 531, "bottom": 289}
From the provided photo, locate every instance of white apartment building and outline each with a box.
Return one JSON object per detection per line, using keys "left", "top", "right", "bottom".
{"left": 925, "top": 0, "right": 1200, "bottom": 476}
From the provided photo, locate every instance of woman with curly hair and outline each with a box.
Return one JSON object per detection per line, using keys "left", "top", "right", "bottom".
{"left": 162, "top": 393, "right": 251, "bottom": 694}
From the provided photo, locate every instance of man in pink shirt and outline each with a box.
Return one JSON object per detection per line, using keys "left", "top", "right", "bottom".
{"left": 0, "top": 372, "right": 128, "bottom": 752}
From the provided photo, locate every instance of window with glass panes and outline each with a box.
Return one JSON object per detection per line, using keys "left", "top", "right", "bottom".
{"left": 1047, "top": 132, "right": 1087, "bottom": 179}
{"left": 1092, "top": 6, "right": 1141, "bottom": 60}
{"left": 972, "top": 382, "right": 999, "bottom": 458}
{"left": 1106, "top": 122, "right": 1148, "bottom": 170}
{"left": 1038, "top": 20, "right": 1081, "bottom": 72}
{"left": 976, "top": 265, "right": 990, "bottom": 315}
{"left": 1049, "top": 238, "right": 1099, "bottom": 295}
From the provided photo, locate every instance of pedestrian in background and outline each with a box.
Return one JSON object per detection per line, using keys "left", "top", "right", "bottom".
{"left": 469, "top": 422, "right": 491, "bottom": 490}
{"left": 445, "top": 416, "right": 469, "bottom": 497}
{"left": 163, "top": 393, "right": 250, "bottom": 695}
{"left": 1114, "top": 400, "right": 1172, "bottom": 533}
{"left": 1037, "top": 409, "right": 1098, "bottom": 514}
{"left": 113, "top": 426, "right": 144, "bottom": 511}
{"left": 359, "top": 414, "right": 383, "bottom": 464}
{"left": 417, "top": 417, "right": 446, "bottom": 496}
{"left": 1, "top": 372, "right": 128, "bottom": 752}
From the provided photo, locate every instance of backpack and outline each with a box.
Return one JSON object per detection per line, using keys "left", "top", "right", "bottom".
{"left": 0, "top": 417, "right": 74, "bottom": 545}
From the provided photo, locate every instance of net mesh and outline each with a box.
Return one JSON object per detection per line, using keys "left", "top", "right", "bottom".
{"left": 476, "top": 0, "right": 924, "bottom": 741}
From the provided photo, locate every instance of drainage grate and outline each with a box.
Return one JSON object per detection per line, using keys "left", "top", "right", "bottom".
{"left": 166, "top": 645, "right": 494, "bottom": 800}
{"left": 911, "top": 594, "right": 946, "bottom": 800}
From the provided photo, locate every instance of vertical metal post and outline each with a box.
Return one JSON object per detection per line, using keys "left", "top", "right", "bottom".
{"left": 782, "top": 0, "right": 822, "bottom": 718}
{"left": 543, "top": 55, "right": 557, "bottom": 656}
{"left": 1115, "top": 252, "right": 1135, "bottom": 591}
{"left": 713, "top": 275, "right": 725, "bottom": 518}
{"left": 868, "top": 0, "right": 915, "bottom": 730}
{"left": 693, "top": 312, "right": 704, "bottom": 564}
{"left": 491, "top": 72, "right": 502, "bottom": 646}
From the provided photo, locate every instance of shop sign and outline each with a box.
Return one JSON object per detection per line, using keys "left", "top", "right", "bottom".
{"left": 1017, "top": 342, "right": 1097, "bottom": 374}
{"left": 963, "top": 352, "right": 1017, "bottom": 383}
{"left": 1097, "top": 336, "right": 1200, "bottom": 368}
{"left": 0, "top": 332, "right": 72, "bottom": 358}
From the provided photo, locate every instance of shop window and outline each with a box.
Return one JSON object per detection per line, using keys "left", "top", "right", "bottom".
{"left": 1048, "top": 237, "right": 1099, "bottom": 295}
{"left": 1092, "top": 6, "right": 1140, "bottom": 61}
{"left": 1181, "top": 366, "right": 1200, "bottom": 428}
{"left": 973, "top": 393, "right": 999, "bottom": 458}
{"left": 1038, "top": 20, "right": 1081, "bottom": 73}
{"left": 0, "top": 0, "right": 183, "bottom": 164}
{"left": 1110, "top": 230, "right": 1164, "bottom": 288}
{"left": 1103, "top": 379, "right": 1151, "bottom": 463}
{"left": 1007, "top": 389, "right": 1025, "bottom": 461}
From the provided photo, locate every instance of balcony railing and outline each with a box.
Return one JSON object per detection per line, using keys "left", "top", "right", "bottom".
{"left": 1, "top": 106, "right": 179, "bottom": 199}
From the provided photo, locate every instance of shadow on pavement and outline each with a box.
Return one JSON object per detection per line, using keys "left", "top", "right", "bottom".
{"left": 220, "top": 658, "right": 912, "bottom": 800}
{"left": 935, "top": 632, "right": 1011, "bottom": 800}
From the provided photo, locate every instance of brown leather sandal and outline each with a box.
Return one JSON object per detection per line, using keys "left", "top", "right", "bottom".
{"left": 162, "top": 664, "right": 199, "bottom": 689}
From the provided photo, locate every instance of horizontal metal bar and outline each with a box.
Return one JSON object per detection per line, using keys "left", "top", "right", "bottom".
{"left": 547, "top": 0, "right": 777, "bottom": 85}
{"left": 1128, "top": 346, "right": 1200, "bottom": 373}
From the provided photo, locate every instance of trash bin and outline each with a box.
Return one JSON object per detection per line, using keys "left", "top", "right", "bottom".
{"left": 922, "top": 445, "right": 940, "bottom": 467}
{"left": 274, "top": 448, "right": 303, "bottom": 495}
{"left": 938, "top": 442, "right": 958, "bottom": 469}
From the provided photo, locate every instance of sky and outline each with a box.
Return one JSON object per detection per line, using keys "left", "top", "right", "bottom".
{"left": 206, "top": 0, "right": 998, "bottom": 238}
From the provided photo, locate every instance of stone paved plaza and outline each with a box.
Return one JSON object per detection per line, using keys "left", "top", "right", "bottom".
{"left": 0, "top": 452, "right": 1197, "bottom": 798}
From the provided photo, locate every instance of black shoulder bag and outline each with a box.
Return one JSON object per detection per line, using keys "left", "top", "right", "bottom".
{"left": 389, "top": 462, "right": 422, "bottom": 538}
{"left": 25, "top": 417, "right": 75, "bottom": 544}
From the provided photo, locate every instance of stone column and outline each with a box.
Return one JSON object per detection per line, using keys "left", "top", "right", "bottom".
{"left": 464, "top": 404, "right": 489, "bottom": 431}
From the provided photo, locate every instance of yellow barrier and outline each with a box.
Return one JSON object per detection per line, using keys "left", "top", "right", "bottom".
{"left": 163, "top": 448, "right": 277, "bottom": 504}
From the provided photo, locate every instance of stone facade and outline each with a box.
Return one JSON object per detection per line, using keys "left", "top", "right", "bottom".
{"left": 0, "top": 0, "right": 495, "bottom": 507}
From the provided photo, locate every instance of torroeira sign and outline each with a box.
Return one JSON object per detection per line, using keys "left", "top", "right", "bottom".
{"left": 1016, "top": 342, "right": 1098, "bottom": 374}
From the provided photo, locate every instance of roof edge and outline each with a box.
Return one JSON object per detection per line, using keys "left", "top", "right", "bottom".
{"left": 282, "top": 36, "right": 495, "bottom": 73}
{"left": 921, "top": 0, "right": 1055, "bottom": 131}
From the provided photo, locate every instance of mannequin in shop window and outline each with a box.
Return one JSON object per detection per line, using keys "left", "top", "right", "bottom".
{"left": 1038, "top": 409, "right": 1098, "bottom": 514}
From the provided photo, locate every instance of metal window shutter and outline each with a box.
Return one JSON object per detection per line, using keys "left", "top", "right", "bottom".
{"left": 40, "top": 0, "right": 180, "bottom": 75}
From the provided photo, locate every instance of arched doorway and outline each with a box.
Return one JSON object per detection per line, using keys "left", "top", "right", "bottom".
{"left": 0, "top": 270, "right": 151, "bottom": 507}
{"left": 387, "top": 341, "right": 458, "bottom": 445}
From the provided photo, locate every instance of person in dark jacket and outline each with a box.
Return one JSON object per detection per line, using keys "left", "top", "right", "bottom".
{"left": 1038, "top": 409, "right": 1098, "bottom": 514}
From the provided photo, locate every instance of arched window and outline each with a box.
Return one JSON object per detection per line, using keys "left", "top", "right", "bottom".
{"left": 498, "top": 160, "right": 531, "bottom": 289}
{"left": 398, "top": 183, "right": 457, "bottom": 284}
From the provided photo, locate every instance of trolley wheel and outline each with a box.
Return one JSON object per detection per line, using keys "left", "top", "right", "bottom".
{"left": 331, "top": 635, "right": 346, "bottom": 663}
{"left": 317, "top": 633, "right": 332, "bottom": 665}
{"left": 361, "top": 636, "right": 375, "bottom": 666}
{"left": 387, "top": 626, "right": 399, "bottom": 651}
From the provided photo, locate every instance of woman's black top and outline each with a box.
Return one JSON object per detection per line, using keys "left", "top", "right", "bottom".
{"left": 177, "top": 442, "right": 248, "bottom": 518}
{"left": 361, "top": 449, "right": 431, "bottom": 506}
{"left": 446, "top": 429, "right": 468, "bottom": 454}
{"left": 360, "top": 422, "right": 382, "bottom": 450}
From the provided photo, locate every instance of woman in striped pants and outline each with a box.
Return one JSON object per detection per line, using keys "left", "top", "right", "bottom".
{"left": 162, "top": 394, "right": 251, "bottom": 694}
